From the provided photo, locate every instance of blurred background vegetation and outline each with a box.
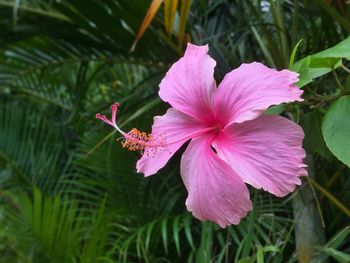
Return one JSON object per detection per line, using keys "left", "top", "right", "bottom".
{"left": 0, "top": 0, "right": 350, "bottom": 262}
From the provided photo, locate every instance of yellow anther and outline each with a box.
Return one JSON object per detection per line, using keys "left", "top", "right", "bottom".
{"left": 120, "top": 128, "right": 168, "bottom": 156}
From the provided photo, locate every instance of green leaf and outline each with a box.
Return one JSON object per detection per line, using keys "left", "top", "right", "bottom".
{"left": 183, "top": 216, "right": 195, "bottom": 250}
{"left": 326, "top": 226, "right": 350, "bottom": 249}
{"left": 251, "top": 26, "right": 276, "bottom": 68}
{"left": 291, "top": 36, "right": 350, "bottom": 87}
{"left": 265, "top": 104, "right": 285, "bottom": 115}
{"left": 288, "top": 39, "right": 303, "bottom": 68}
{"left": 322, "top": 95, "right": 350, "bottom": 167}
{"left": 300, "top": 111, "right": 328, "bottom": 158}
{"left": 293, "top": 58, "right": 342, "bottom": 88}
{"left": 173, "top": 215, "right": 181, "bottom": 255}
{"left": 237, "top": 258, "right": 251, "bottom": 263}
{"left": 257, "top": 246, "right": 264, "bottom": 263}
{"left": 345, "top": 76, "right": 350, "bottom": 92}
{"left": 320, "top": 248, "right": 350, "bottom": 262}
{"left": 161, "top": 218, "right": 168, "bottom": 254}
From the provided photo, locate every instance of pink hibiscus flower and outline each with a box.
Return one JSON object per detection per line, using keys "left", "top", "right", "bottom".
{"left": 96, "top": 43, "right": 307, "bottom": 227}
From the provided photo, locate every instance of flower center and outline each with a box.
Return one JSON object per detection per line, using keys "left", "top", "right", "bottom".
{"left": 213, "top": 123, "right": 222, "bottom": 133}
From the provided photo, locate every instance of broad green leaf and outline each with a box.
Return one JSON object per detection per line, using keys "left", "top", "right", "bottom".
{"left": 308, "top": 37, "right": 350, "bottom": 59}
{"left": 300, "top": 111, "right": 328, "bottom": 158}
{"left": 322, "top": 95, "right": 350, "bottom": 167}
{"left": 291, "top": 36, "right": 350, "bottom": 87}
{"left": 265, "top": 104, "right": 285, "bottom": 115}
{"left": 293, "top": 57, "right": 342, "bottom": 88}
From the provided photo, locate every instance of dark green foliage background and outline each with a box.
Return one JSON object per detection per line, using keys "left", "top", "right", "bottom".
{"left": 0, "top": 0, "right": 349, "bottom": 262}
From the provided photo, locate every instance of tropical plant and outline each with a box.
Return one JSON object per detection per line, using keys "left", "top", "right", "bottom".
{"left": 0, "top": 0, "right": 349, "bottom": 262}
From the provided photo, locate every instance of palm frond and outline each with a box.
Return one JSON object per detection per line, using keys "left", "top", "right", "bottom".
{"left": 0, "top": 101, "right": 66, "bottom": 192}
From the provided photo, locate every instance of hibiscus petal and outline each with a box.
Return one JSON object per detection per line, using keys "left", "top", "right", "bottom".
{"left": 136, "top": 108, "right": 207, "bottom": 176}
{"left": 213, "top": 115, "right": 307, "bottom": 197}
{"left": 180, "top": 135, "right": 252, "bottom": 228}
{"left": 214, "top": 62, "right": 303, "bottom": 126}
{"left": 159, "top": 43, "right": 217, "bottom": 123}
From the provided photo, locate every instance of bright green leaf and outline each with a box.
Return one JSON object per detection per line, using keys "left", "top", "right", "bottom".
{"left": 322, "top": 95, "right": 350, "bottom": 167}
{"left": 288, "top": 39, "right": 303, "bottom": 68}
{"left": 265, "top": 104, "right": 285, "bottom": 115}
{"left": 292, "top": 36, "right": 350, "bottom": 87}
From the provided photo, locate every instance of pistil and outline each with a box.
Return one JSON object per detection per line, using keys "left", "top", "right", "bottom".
{"left": 96, "top": 102, "right": 167, "bottom": 156}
